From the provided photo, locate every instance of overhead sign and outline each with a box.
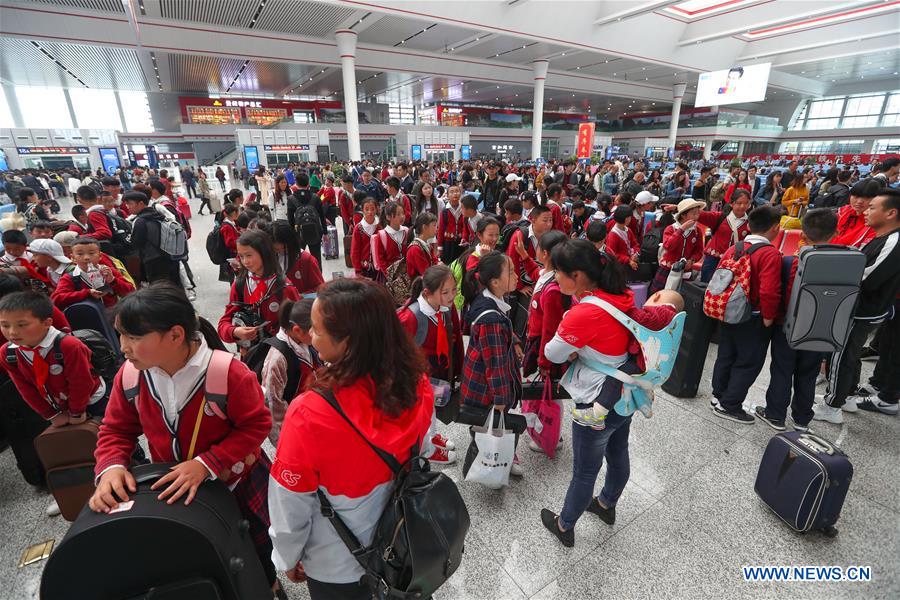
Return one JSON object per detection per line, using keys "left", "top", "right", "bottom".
{"left": 127, "top": 149, "right": 137, "bottom": 167}
{"left": 17, "top": 146, "right": 89, "bottom": 155}
{"left": 263, "top": 145, "right": 310, "bottom": 152}
{"left": 99, "top": 148, "right": 121, "bottom": 174}
{"left": 424, "top": 144, "right": 455, "bottom": 150}
{"left": 575, "top": 122, "right": 595, "bottom": 159}
{"left": 411, "top": 145, "right": 422, "bottom": 160}
{"left": 695, "top": 63, "right": 771, "bottom": 107}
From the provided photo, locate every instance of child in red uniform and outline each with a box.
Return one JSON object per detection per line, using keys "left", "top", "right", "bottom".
{"left": 271, "top": 221, "right": 324, "bottom": 295}
{"left": 831, "top": 180, "right": 879, "bottom": 249}
{"left": 397, "top": 265, "right": 464, "bottom": 465}
{"left": 605, "top": 205, "right": 641, "bottom": 272}
{"left": 75, "top": 185, "right": 113, "bottom": 242}
{"left": 371, "top": 201, "right": 409, "bottom": 281}
{"left": 698, "top": 189, "right": 752, "bottom": 283}
{"left": 68, "top": 205, "right": 90, "bottom": 234}
{"left": 217, "top": 203, "right": 240, "bottom": 283}
{"left": 218, "top": 230, "right": 300, "bottom": 354}
{"left": 261, "top": 298, "right": 320, "bottom": 445}
{"left": 544, "top": 184, "right": 567, "bottom": 233}
{"left": 337, "top": 174, "right": 358, "bottom": 235}
{"left": 88, "top": 285, "right": 280, "bottom": 593}
{"left": 459, "top": 194, "right": 483, "bottom": 246}
{"left": 506, "top": 204, "right": 553, "bottom": 292}
{"left": 406, "top": 212, "right": 439, "bottom": 279}
{"left": 385, "top": 176, "right": 414, "bottom": 227}
{"left": 350, "top": 197, "right": 380, "bottom": 279}
{"left": 51, "top": 237, "right": 135, "bottom": 309}
{"left": 650, "top": 199, "right": 706, "bottom": 293}
{"left": 522, "top": 231, "right": 569, "bottom": 380}
{"left": 438, "top": 185, "right": 465, "bottom": 264}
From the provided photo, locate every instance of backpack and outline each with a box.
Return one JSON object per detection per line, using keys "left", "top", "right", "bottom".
{"left": 161, "top": 199, "right": 191, "bottom": 239}
{"left": 313, "top": 388, "right": 469, "bottom": 600}
{"left": 242, "top": 336, "right": 301, "bottom": 402}
{"left": 709, "top": 181, "right": 726, "bottom": 205}
{"left": 158, "top": 218, "right": 188, "bottom": 261}
{"left": 294, "top": 197, "right": 322, "bottom": 245}
{"left": 107, "top": 212, "right": 132, "bottom": 245}
{"left": 5, "top": 329, "right": 122, "bottom": 392}
{"left": 449, "top": 255, "right": 466, "bottom": 312}
{"left": 385, "top": 239, "right": 428, "bottom": 306}
{"left": 496, "top": 221, "right": 528, "bottom": 253}
{"left": 639, "top": 224, "right": 664, "bottom": 265}
{"left": 206, "top": 220, "right": 227, "bottom": 265}
{"left": 816, "top": 184, "right": 850, "bottom": 209}
{"left": 703, "top": 241, "right": 768, "bottom": 324}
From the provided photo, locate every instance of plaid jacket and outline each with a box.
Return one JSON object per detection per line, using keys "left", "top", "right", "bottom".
{"left": 461, "top": 294, "right": 522, "bottom": 408}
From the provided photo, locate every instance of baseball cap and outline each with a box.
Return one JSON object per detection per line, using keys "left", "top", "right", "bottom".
{"left": 505, "top": 173, "right": 522, "bottom": 183}
{"left": 27, "top": 239, "right": 71, "bottom": 264}
{"left": 635, "top": 190, "right": 659, "bottom": 205}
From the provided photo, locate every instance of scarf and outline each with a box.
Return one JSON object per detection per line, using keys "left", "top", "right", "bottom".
{"left": 435, "top": 312, "right": 449, "bottom": 366}
{"left": 23, "top": 346, "right": 50, "bottom": 391}
{"left": 245, "top": 274, "right": 274, "bottom": 305}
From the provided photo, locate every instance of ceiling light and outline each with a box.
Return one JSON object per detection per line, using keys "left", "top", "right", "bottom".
{"left": 561, "top": 52, "right": 566, "bottom": 56}
{"left": 576, "top": 66, "right": 581, "bottom": 70}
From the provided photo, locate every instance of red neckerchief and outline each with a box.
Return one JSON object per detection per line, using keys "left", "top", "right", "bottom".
{"left": 245, "top": 274, "right": 272, "bottom": 305}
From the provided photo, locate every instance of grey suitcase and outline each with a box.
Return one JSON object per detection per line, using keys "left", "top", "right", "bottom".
{"left": 783, "top": 245, "right": 866, "bottom": 352}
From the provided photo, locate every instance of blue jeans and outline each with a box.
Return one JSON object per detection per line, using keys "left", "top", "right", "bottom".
{"left": 559, "top": 412, "right": 633, "bottom": 530}
{"left": 700, "top": 254, "right": 720, "bottom": 283}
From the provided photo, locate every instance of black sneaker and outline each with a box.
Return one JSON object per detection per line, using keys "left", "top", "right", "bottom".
{"left": 585, "top": 498, "right": 616, "bottom": 525}
{"left": 711, "top": 404, "right": 755, "bottom": 424}
{"left": 857, "top": 398, "right": 899, "bottom": 415}
{"left": 540, "top": 508, "right": 574, "bottom": 547}
{"left": 860, "top": 346, "right": 879, "bottom": 361}
{"left": 754, "top": 406, "right": 786, "bottom": 431}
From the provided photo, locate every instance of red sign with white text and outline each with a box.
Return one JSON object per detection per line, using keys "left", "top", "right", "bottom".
{"left": 576, "top": 122, "right": 595, "bottom": 159}
{"left": 718, "top": 153, "right": 896, "bottom": 164}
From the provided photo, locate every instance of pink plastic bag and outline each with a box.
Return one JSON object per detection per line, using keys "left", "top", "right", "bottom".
{"left": 523, "top": 378, "right": 562, "bottom": 459}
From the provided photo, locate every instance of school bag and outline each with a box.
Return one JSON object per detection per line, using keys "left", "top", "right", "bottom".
{"left": 293, "top": 192, "right": 322, "bottom": 245}
{"left": 815, "top": 183, "right": 850, "bottom": 209}
{"left": 782, "top": 245, "right": 866, "bottom": 352}
{"left": 496, "top": 221, "right": 529, "bottom": 253}
{"left": 639, "top": 223, "right": 664, "bottom": 265}
{"left": 206, "top": 219, "right": 227, "bottom": 265}
{"left": 40, "top": 462, "right": 272, "bottom": 600}
{"left": 703, "top": 241, "right": 768, "bottom": 324}
{"left": 314, "top": 388, "right": 470, "bottom": 600}
{"left": 385, "top": 238, "right": 428, "bottom": 306}
{"left": 709, "top": 181, "right": 726, "bottom": 206}
{"left": 242, "top": 336, "right": 302, "bottom": 402}
{"left": 563, "top": 295, "right": 686, "bottom": 418}
{"left": 158, "top": 217, "right": 189, "bottom": 261}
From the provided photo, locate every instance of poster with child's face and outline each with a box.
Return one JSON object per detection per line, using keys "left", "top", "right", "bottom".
{"left": 695, "top": 63, "right": 771, "bottom": 107}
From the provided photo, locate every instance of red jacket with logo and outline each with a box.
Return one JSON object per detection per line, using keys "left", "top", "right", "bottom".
{"left": 699, "top": 211, "right": 750, "bottom": 257}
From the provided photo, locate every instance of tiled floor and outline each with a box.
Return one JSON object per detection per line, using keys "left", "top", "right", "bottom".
{"left": 3, "top": 193, "right": 899, "bottom": 599}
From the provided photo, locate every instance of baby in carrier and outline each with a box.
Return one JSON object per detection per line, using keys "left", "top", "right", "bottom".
{"left": 573, "top": 289, "right": 685, "bottom": 429}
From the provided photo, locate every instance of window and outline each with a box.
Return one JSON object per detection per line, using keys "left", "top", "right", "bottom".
{"left": 791, "top": 91, "right": 899, "bottom": 131}
{"left": 118, "top": 91, "right": 155, "bottom": 132}
{"left": 799, "top": 141, "right": 832, "bottom": 154}
{"left": 0, "top": 89, "right": 14, "bottom": 128}
{"left": 388, "top": 103, "right": 415, "bottom": 125}
{"left": 834, "top": 140, "right": 865, "bottom": 153}
{"left": 874, "top": 138, "right": 900, "bottom": 154}
{"left": 16, "top": 86, "right": 73, "bottom": 128}
{"left": 882, "top": 93, "right": 900, "bottom": 127}
{"left": 779, "top": 142, "right": 799, "bottom": 153}
{"left": 69, "top": 89, "right": 122, "bottom": 130}
{"left": 292, "top": 110, "right": 315, "bottom": 123}
{"left": 720, "top": 141, "right": 739, "bottom": 153}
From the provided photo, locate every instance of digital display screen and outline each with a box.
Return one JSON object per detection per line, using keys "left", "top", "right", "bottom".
{"left": 695, "top": 63, "right": 771, "bottom": 107}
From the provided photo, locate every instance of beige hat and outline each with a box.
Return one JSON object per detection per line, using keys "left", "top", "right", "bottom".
{"left": 676, "top": 198, "right": 705, "bottom": 217}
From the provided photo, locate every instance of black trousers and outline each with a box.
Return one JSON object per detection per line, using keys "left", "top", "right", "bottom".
{"left": 870, "top": 302, "right": 900, "bottom": 403}
{"left": 0, "top": 376, "right": 48, "bottom": 486}
{"left": 143, "top": 258, "right": 182, "bottom": 287}
{"left": 185, "top": 182, "right": 197, "bottom": 198}
{"left": 825, "top": 319, "right": 875, "bottom": 408}
{"left": 765, "top": 328, "right": 821, "bottom": 426}
{"left": 307, "top": 578, "right": 372, "bottom": 600}
{"left": 711, "top": 315, "right": 773, "bottom": 413}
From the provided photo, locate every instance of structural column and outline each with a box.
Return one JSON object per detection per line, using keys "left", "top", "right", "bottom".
{"left": 336, "top": 29, "right": 361, "bottom": 162}
{"left": 667, "top": 82, "right": 687, "bottom": 160}
{"left": 531, "top": 60, "right": 549, "bottom": 161}
{"left": 736, "top": 140, "right": 746, "bottom": 157}
{"left": 703, "top": 141, "right": 712, "bottom": 160}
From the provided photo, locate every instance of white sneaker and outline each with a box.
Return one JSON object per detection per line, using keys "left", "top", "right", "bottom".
{"left": 527, "top": 437, "right": 544, "bottom": 453}
{"left": 186, "top": 288, "right": 197, "bottom": 302}
{"left": 510, "top": 454, "right": 524, "bottom": 477}
{"left": 812, "top": 403, "right": 844, "bottom": 424}
{"left": 816, "top": 373, "right": 827, "bottom": 385}
{"left": 46, "top": 498, "right": 61, "bottom": 517}
{"left": 842, "top": 396, "right": 859, "bottom": 413}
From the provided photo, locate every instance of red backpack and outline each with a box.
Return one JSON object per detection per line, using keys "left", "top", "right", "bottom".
{"left": 703, "top": 242, "right": 767, "bottom": 324}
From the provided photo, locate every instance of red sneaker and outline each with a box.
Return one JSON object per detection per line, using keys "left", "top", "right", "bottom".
{"left": 426, "top": 447, "right": 457, "bottom": 465}
{"left": 431, "top": 433, "right": 456, "bottom": 451}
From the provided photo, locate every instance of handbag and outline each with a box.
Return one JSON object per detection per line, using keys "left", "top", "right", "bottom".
{"left": 464, "top": 411, "right": 515, "bottom": 489}
{"left": 521, "top": 378, "right": 562, "bottom": 459}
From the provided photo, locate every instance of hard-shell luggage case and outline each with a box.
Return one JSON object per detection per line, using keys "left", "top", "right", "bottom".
{"left": 33, "top": 418, "right": 100, "bottom": 520}
{"left": 783, "top": 245, "right": 866, "bottom": 352}
{"left": 63, "top": 300, "right": 121, "bottom": 354}
{"left": 755, "top": 432, "right": 852, "bottom": 536}
{"left": 662, "top": 282, "right": 716, "bottom": 398}
{"left": 0, "top": 376, "right": 48, "bottom": 486}
{"left": 323, "top": 224, "right": 339, "bottom": 260}
{"left": 343, "top": 234, "right": 353, "bottom": 269}
{"left": 41, "top": 462, "right": 271, "bottom": 600}
{"left": 628, "top": 282, "right": 648, "bottom": 308}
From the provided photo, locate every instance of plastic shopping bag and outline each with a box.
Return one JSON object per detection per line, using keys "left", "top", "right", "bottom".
{"left": 464, "top": 410, "right": 515, "bottom": 489}
{"left": 524, "top": 378, "right": 562, "bottom": 459}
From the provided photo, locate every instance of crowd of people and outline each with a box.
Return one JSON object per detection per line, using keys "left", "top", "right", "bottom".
{"left": 0, "top": 152, "right": 898, "bottom": 599}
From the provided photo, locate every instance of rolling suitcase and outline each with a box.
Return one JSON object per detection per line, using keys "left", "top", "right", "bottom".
{"left": 783, "top": 245, "right": 866, "bottom": 352}
{"left": 343, "top": 234, "right": 353, "bottom": 269}
{"left": 41, "top": 462, "right": 271, "bottom": 600}
{"left": 0, "top": 376, "right": 48, "bottom": 486}
{"left": 323, "top": 224, "right": 339, "bottom": 260}
{"left": 755, "top": 432, "right": 852, "bottom": 536}
{"left": 628, "top": 282, "right": 648, "bottom": 308}
{"left": 34, "top": 418, "right": 101, "bottom": 520}
{"left": 662, "top": 282, "right": 716, "bottom": 398}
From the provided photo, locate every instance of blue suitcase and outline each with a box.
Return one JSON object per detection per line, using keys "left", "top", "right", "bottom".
{"left": 754, "top": 432, "right": 852, "bottom": 536}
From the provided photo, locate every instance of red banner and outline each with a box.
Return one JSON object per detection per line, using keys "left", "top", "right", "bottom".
{"left": 576, "top": 122, "right": 595, "bottom": 159}
{"left": 718, "top": 153, "right": 896, "bottom": 164}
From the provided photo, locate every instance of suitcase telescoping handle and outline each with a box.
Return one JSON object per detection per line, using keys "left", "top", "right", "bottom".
{"left": 796, "top": 433, "right": 836, "bottom": 456}
{"left": 131, "top": 462, "right": 178, "bottom": 485}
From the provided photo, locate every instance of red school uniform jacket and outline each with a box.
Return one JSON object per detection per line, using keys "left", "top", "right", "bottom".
{"left": 606, "top": 226, "right": 639, "bottom": 265}
{"left": 660, "top": 224, "right": 704, "bottom": 269}
{"left": 220, "top": 221, "right": 239, "bottom": 255}
{"left": 606, "top": 214, "right": 642, "bottom": 244}
{"left": 336, "top": 187, "right": 356, "bottom": 227}
{"left": 720, "top": 240, "right": 782, "bottom": 321}
{"left": 0, "top": 332, "right": 101, "bottom": 418}
{"left": 84, "top": 205, "right": 113, "bottom": 240}
{"left": 350, "top": 222, "right": 377, "bottom": 274}
{"left": 0, "top": 306, "right": 69, "bottom": 345}
{"left": 68, "top": 220, "right": 90, "bottom": 234}
{"left": 698, "top": 211, "right": 750, "bottom": 257}
{"left": 831, "top": 205, "right": 875, "bottom": 249}
{"left": 51, "top": 266, "right": 135, "bottom": 309}
{"left": 546, "top": 201, "right": 565, "bottom": 233}
{"left": 94, "top": 357, "right": 271, "bottom": 484}
{"left": 397, "top": 302, "right": 465, "bottom": 381}
{"left": 437, "top": 206, "right": 465, "bottom": 246}
{"left": 505, "top": 228, "right": 541, "bottom": 290}
{"left": 371, "top": 227, "right": 409, "bottom": 274}
{"left": 527, "top": 277, "right": 568, "bottom": 373}
{"left": 405, "top": 239, "right": 438, "bottom": 279}
{"left": 218, "top": 275, "right": 301, "bottom": 343}
{"left": 285, "top": 251, "right": 325, "bottom": 295}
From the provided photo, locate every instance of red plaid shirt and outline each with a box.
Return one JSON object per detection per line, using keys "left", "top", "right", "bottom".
{"left": 461, "top": 294, "right": 522, "bottom": 408}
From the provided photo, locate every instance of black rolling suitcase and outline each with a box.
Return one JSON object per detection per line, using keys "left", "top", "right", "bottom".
{"left": 755, "top": 432, "right": 853, "bottom": 536}
{"left": 41, "top": 463, "right": 271, "bottom": 600}
{"left": 0, "top": 375, "right": 48, "bottom": 486}
{"left": 662, "top": 282, "right": 716, "bottom": 397}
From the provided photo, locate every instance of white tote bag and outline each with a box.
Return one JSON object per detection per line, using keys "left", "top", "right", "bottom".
{"left": 464, "top": 410, "right": 515, "bottom": 489}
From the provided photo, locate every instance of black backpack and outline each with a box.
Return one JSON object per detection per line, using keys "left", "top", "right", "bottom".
{"left": 496, "top": 221, "right": 528, "bottom": 253}
{"left": 242, "top": 336, "right": 301, "bottom": 402}
{"left": 293, "top": 191, "right": 322, "bottom": 243}
{"left": 639, "top": 224, "right": 664, "bottom": 265}
{"left": 816, "top": 184, "right": 850, "bottom": 209}
{"left": 5, "top": 329, "right": 122, "bottom": 392}
{"left": 314, "top": 389, "right": 469, "bottom": 599}
{"left": 206, "top": 220, "right": 227, "bottom": 266}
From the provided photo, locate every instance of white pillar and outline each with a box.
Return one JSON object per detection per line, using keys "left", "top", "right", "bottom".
{"left": 336, "top": 29, "right": 361, "bottom": 162}
{"left": 703, "top": 141, "right": 712, "bottom": 160}
{"left": 667, "top": 83, "right": 687, "bottom": 160}
{"left": 736, "top": 140, "right": 746, "bottom": 157}
{"left": 531, "top": 60, "right": 549, "bottom": 160}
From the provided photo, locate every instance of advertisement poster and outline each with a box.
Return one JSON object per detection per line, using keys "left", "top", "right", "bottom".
{"left": 460, "top": 145, "right": 471, "bottom": 160}
{"left": 146, "top": 145, "right": 159, "bottom": 169}
{"left": 411, "top": 145, "right": 422, "bottom": 160}
{"left": 695, "top": 63, "right": 771, "bottom": 107}
{"left": 99, "top": 147, "right": 121, "bottom": 174}
{"left": 243, "top": 146, "right": 260, "bottom": 171}
{"left": 576, "top": 122, "right": 596, "bottom": 159}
